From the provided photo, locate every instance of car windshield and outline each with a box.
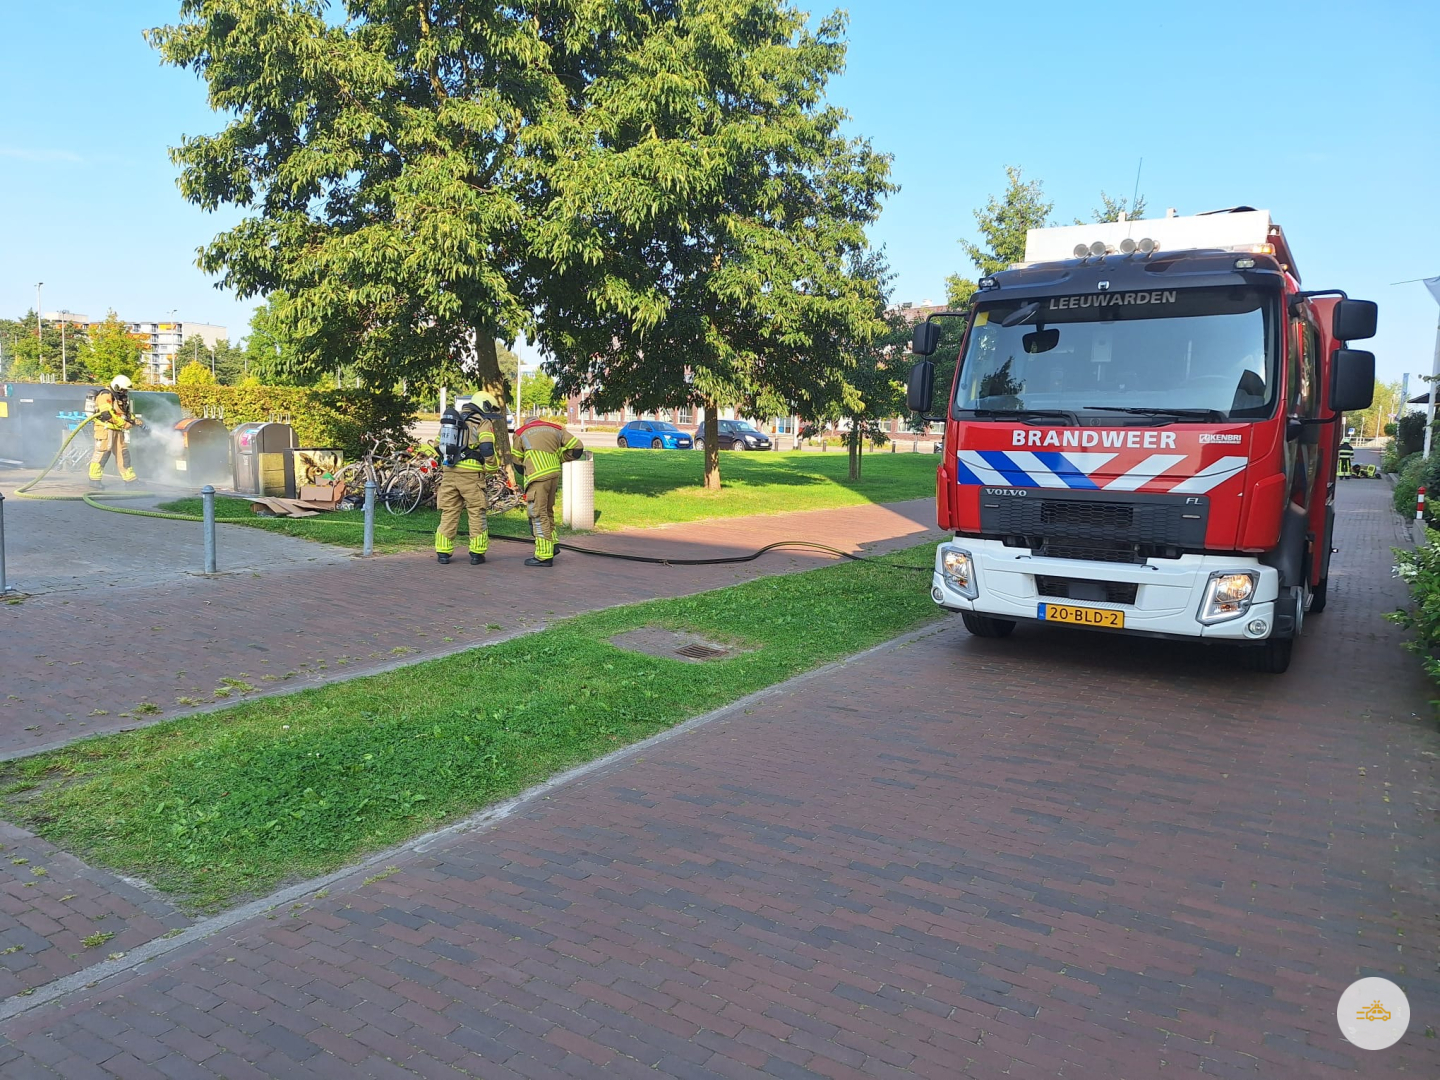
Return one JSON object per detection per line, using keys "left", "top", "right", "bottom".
{"left": 730, "top": 422, "right": 761, "bottom": 432}
{"left": 653, "top": 422, "right": 678, "bottom": 431}
{"left": 953, "top": 285, "right": 1278, "bottom": 421}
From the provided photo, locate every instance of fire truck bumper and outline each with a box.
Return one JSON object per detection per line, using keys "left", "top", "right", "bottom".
{"left": 929, "top": 539, "right": 1284, "bottom": 641}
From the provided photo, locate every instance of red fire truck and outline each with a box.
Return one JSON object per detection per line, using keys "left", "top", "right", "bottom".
{"left": 907, "top": 208, "right": 1377, "bottom": 673}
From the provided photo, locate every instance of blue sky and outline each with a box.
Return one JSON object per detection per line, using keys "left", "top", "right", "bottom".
{"left": 1, "top": 1, "right": 1436, "bottom": 385}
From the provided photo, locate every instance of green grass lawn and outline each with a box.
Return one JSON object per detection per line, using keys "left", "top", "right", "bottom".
{"left": 156, "top": 448, "right": 939, "bottom": 551}
{"left": 0, "top": 543, "right": 942, "bottom": 913}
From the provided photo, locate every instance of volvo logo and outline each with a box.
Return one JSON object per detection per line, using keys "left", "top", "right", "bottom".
{"left": 983, "top": 487, "right": 1028, "bottom": 497}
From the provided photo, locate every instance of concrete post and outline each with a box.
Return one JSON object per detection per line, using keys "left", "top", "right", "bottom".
{"left": 0, "top": 491, "right": 11, "bottom": 594}
{"left": 363, "top": 480, "right": 376, "bottom": 556}
{"left": 201, "top": 485, "right": 217, "bottom": 574}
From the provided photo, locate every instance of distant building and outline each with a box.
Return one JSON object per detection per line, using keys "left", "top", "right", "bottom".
{"left": 888, "top": 299, "right": 947, "bottom": 323}
{"left": 41, "top": 312, "right": 93, "bottom": 327}
{"left": 126, "top": 321, "right": 228, "bottom": 384}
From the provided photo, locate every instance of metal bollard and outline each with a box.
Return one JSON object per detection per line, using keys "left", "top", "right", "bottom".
{"left": 363, "top": 480, "right": 376, "bottom": 556}
{"left": 0, "top": 491, "right": 11, "bottom": 594}
{"left": 201, "top": 485, "right": 217, "bottom": 574}
{"left": 1418, "top": 485, "right": 1426, "bottom": 522}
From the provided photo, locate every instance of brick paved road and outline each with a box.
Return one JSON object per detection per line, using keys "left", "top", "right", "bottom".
{"left": 0, "top": 498, "right": 938, "bottom": 757}
{"left": 0, "top": 480, "right": 1436, "bottom": 1078}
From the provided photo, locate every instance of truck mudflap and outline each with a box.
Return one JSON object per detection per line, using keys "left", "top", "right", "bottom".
{"left": 929, "top": 539, "right": 1283, "bottom": 642}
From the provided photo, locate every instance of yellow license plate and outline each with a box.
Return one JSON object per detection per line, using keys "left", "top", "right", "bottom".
{"left": 1038, "top": 603, "right": 1125, "bottom": 629}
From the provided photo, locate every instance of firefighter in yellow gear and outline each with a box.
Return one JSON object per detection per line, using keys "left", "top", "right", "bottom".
{"left": 512, "top": 418, "right": 583, "bottom": 567}
{"left": 89, "top": 375, "right": 144, "bottom": 486}
{"left": 434, "top": 398, "right": 499, "bottom": 564}
{"left": 1337, "top": 440, "right": 1354, "bottom": 478}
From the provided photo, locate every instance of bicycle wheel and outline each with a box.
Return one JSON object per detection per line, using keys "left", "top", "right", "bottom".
{"left": 384, "top": 468, "right": 424, "bottom": 515}
{"left": 335, "top": 462, "right": 369, "bottom": 495}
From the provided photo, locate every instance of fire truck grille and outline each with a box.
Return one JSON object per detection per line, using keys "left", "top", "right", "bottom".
{"left": 1035, "top": 576, "right": 1139, "bottom": 605}
{"left": 979, "top": 490, "right": 1209, "bottom": 559}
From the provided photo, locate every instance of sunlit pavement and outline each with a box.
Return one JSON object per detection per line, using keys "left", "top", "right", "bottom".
{"left": 0, "top": 480, "right": 1435, "bottom": 1078}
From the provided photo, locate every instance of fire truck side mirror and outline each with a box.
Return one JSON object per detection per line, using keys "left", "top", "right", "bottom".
{"left": 912, "top": 321, "right": 940, "bottom": 357}
{"left": 1332, "top": 299, "right": 1377, "bottom": 341}
{"left": 1331, "top": 349, "right": 1375, "bottom": 413}
{"left": 907, "top": 361, "right": 936, "bottom": 414}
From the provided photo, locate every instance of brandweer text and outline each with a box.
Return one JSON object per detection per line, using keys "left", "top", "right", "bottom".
{"left": 1012, "top": 429, "right": 1178, "bottom": 449}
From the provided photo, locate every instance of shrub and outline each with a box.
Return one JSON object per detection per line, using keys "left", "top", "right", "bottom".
{"left": 1388, "top": 531, "right": 1440, "bottom": 684}
{"left": 1381, "top": 440, "right": 1402, "bottom": 474}
{"left": 173, "top": 384, "right": 415, "bottom": 459}
{"left": 1393, "top": 453, "right": 1427, "bottom": 519}
{"left": 1397, "top": 411, "right": 1427, "bottom": 459}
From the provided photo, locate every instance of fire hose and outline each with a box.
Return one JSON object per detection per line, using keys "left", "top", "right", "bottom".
{"left": 13, "top": 415, "right": 159, "bottom": 507}
{"left": 12, "top": 424, "right": 930, "bottom": 572}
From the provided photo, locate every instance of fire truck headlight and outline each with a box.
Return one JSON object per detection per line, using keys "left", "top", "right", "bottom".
{"left": 1199, "top": 571, "right": 1259, "bottom": 624}
{"left": 941, "top": 548, "right": 978, "bottom": 599}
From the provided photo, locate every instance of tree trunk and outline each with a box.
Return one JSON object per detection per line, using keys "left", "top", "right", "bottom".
{"left": 703, "top": 403, "right": 721, "bottom": 490}
{"left": 473, "top": 332, "right": 516, "bottom": 472}
{"left": 847, "top": 427, "right": 862, "bottom": 481}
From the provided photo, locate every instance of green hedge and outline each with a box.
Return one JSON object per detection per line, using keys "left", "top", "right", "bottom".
{"left": 1389, "top": 530, "right": 1440, "bottom": 685}
{"left": 173, "top": 385, "right": 416, "bottom": 459}
{"left": 1394, "top": 453, "right": 1427, "bottom": 518}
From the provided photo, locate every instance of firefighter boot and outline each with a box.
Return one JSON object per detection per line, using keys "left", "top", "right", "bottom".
{"left": 524, "top": 557, "right": 553, "bottom": 567}
{"left": 437, "top": 552, "right": 451, "bottom": 564}
{"left": 470, "top": 552, "right": 485, "bottom": 565}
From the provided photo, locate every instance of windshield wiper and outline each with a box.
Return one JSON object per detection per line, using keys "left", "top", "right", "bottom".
{"left": 965, "top": 408, "right": 1080, "bottom": 425}
{"left": 1082, "top": 406, "right": 1228, "bottom": 422}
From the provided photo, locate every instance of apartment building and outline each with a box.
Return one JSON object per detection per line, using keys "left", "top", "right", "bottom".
{"left": 127, "top": 320, "right": 227, "bottom": 383}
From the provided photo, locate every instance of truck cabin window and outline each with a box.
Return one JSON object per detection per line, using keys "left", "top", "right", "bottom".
{"left": 954, "top": 286, "right": 1277, "bottom": 421}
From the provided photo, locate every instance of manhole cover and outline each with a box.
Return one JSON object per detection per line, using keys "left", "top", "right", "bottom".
{"left": 675, "top": 643, "right": 727, "bottom": 660}
{"left": 609, "top": 627, "right": 749, "bottom": 662}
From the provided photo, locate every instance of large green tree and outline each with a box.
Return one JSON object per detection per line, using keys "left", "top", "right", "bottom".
{"left": 526, "top": 3, "right": 893, "bottom": 489}
{"left": 242, "top": 297, "right": 308, "bottom": 386}
{"left": 75, "top": 312, "right": 144, "bottom": 385}
{"left": 148, "top": 0, "right": 591, "bottom": 462}
{"left": 1076, "top": 190, "right": 1148, "bottom": 224}
{"left": 0, "top": 312, "right": 78, "bottom": 381}
{"left": 945, "top": 165, "right": 1053, "bottom": 310}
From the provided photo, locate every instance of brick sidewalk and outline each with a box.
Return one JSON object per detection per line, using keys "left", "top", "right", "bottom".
{"left": 1, "top": 480, "right": 1436, "bottom": 1078}
{"left": 0, "top": 499, "right": 939, "bottom": 759}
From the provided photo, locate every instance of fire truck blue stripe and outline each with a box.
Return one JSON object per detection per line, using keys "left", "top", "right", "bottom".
{"left": 1032, "top": 452, "right": 1100, "bottom": 490}
{"left": 978, "top": 451, "right": 1036, "bottom": 487}
{"left": 953, "top": 455, "right": 986, "bottom": 486}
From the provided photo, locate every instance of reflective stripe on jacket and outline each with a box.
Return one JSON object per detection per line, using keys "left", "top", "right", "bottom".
{"left": 513, "top": 421, "right": 581, "bottom": 483}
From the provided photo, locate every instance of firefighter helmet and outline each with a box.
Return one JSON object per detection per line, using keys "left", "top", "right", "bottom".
{"left": 473, "top": 394, "right": 502, "bottom": 418}
{"left": 109, "top": 375, "right": 133, "bottom": 392}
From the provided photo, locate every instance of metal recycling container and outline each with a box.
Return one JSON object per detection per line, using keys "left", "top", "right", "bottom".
{"left": 172, "top": 418, "right": 232, "bottom": 488}
{"left": 124, "top": 391, "right": 186, "bottom": 482}
{"left": 0, "top": 382, "right": 102, "bottom": 466}
{"left": 283, "top": 448, "right": 344, "bottom": 499}
{"left": 231, "top": 421, "right": 297, "bottom": 495}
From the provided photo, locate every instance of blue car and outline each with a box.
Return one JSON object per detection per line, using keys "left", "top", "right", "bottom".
{"left": 616, "top": 420, "right": 693, "bottom": 449}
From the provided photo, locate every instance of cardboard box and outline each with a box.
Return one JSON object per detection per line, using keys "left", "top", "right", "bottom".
{"left": 299, "top": 483, "right": 344, "bottom": 504}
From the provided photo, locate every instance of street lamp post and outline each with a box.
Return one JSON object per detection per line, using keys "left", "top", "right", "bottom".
{"left": 58, "top": 311, "right": 68, "bottom": 382}
{"left": 35, "top": 284, "right": 43, "bottom": 377}
{"left": 168, "top": 309, "right": 178, "bottom": 384}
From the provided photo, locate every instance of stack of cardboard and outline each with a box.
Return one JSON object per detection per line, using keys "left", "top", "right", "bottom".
{"left": 250, "top": 481, "right": 346, "bottom": 518}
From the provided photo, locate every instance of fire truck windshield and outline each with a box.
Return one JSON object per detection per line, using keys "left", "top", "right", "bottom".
{"left": 953, "top": 285, "right": 1278, "bottom": 422}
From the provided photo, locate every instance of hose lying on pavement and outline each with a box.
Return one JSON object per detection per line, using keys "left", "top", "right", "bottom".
{"left": 13, "top": 416, "right": 162, "bottom": 507}
{"left": 11, "top": 433, "right": 931, "bottom": 572}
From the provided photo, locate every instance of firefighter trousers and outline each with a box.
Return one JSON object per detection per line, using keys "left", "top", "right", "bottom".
{"left": 525, "top": 474, "right": 560, "bottom": 560}
{"left": 435, "top": 467, "right": 489, "bottom": 555}
{"left": 90, "top": 428, "right": 136, "bottom": 483}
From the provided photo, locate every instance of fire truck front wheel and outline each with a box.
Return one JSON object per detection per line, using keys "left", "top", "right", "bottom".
{"left": 961, "top": 612, "right": 1016, "bottom": 638}
{"left": 1239, "top": 636, "right": 1293, "bottom": 674}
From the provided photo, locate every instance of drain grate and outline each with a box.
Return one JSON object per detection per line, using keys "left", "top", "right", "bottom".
{"left": 675, "top": 643, "right": 727, "bottom": 660}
